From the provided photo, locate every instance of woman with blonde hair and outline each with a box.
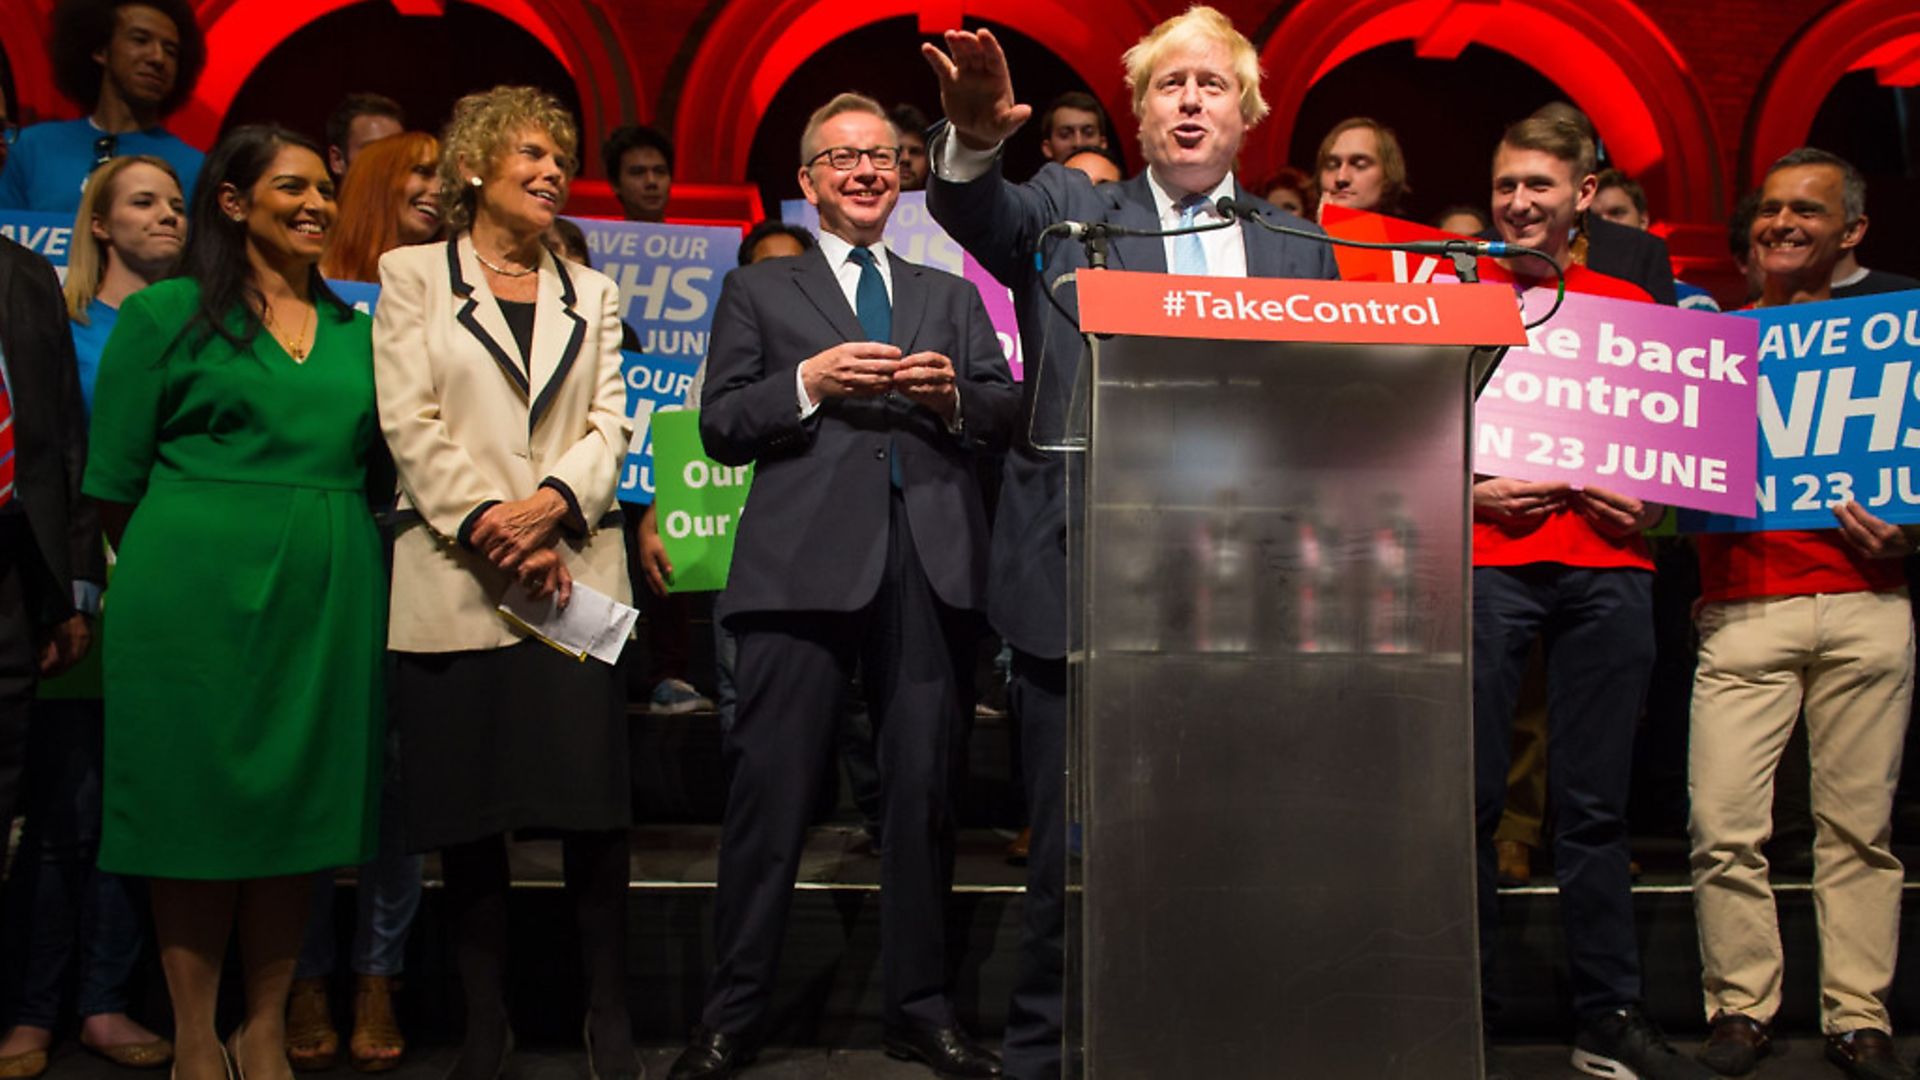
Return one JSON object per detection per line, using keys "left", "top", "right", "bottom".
{"left": 373, "top": 87, "right": 636, "bottom": 1080}
{"left": 319, "top": 131, "right": 441, "bottom": 283}
{"left": 0, "top": 153, "right": 182, "bottom": 1080}
{"left": 283, "top": 128, "right": 440, "bottom": 1076}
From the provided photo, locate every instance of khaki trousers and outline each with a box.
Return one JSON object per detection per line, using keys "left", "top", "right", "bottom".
{"left": 1688, "top": 588, "right": 1913, "bottom": 1033}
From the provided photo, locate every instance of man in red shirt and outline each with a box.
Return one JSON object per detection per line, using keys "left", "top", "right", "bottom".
{"left": 1473, "top": 116, "right": 1710, "bottom": 1080}
{"left": 1688, "top": 148, "right": 1916, "bottom": 1080}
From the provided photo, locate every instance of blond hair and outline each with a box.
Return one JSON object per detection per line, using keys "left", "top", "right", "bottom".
{"left": 437, "top": 85, "right": 578, "bottom": 232}
{"left": 799, "top": 92, "right": 898, "bottom": 165}
{"left": 65, "top": 154, "right": 182, "bottom": 323}
{"left": 1122, "top": 6, "right": 1267, "bottom": 127}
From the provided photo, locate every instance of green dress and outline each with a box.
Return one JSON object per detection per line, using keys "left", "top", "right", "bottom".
{"left": 84, "top": 278, "right": 385, "bottom": 879}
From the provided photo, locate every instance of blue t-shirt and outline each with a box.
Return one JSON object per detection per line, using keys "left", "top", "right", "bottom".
{"left": 69, "top": 298, "right": 119, "bottom": 417}
{"left": 0, "top": 119, "right": 203, "bottom": 213}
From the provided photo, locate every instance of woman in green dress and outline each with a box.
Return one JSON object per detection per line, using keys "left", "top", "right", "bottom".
{"left": 83, "top": 125, "right": 384, "bottom": 1080}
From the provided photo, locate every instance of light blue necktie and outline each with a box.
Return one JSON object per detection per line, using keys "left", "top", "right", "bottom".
{"left": 1174, "top": 194, "right": 1209, "bottom": 276}
{"left": 848, "top": 247, "right": 904, "bottom": 488}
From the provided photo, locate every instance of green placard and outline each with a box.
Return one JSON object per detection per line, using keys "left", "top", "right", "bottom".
{"left": 652, "top": 409, "right": 753, "bottom": 593}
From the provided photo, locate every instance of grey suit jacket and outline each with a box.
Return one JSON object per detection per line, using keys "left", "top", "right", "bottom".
{"left": 929, "top": 155, "right": 1340, "bottom": 659}
{"left": 699, "top": 243, "right": 1019, "bottom": 625}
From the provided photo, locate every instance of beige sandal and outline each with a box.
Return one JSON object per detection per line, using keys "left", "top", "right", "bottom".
{"left": 349, "top": 976, "right": 405, "bottom": 1073}
{"left": 284, "top": 978, "right": 339, "bottom": 1071}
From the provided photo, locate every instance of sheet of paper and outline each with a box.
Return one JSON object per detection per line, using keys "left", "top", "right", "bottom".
{"left": 497, "top": 580, "right": 639, "bottom": 665}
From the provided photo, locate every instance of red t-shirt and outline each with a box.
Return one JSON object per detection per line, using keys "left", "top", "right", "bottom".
{"left": 1473, "top": 265, "right": 1658, "bottom": 571}
{"left": 1696, "top": 529, "right": 1907, "bottom": 602}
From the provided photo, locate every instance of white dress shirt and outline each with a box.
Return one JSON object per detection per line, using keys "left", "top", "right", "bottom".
{"left": 795, "top": 232, "right": 895, "bottom": 417}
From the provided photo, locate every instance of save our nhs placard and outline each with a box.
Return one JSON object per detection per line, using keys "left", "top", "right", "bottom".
{"left": 1476, "top": 291, "right": 1760, "bottom": 516}
{"left": 1, "top": 211, "right": 75, "bottom": 275}
{"left": 1680, "top": 291, "right": 1920, "bottom": 532}
{"left": 571, "top": 216, "right": 737, "bottom": 504}
{"left": 781, "top": 191, "right": 1024, "bottom": 380}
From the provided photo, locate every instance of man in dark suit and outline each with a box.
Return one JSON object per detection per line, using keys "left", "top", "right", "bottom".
{"left": 0, "top": 236, "right": 100, "bottom": 826}
{"left": 672, "top": 93, "right": 1019, "bottom": 1080}
{"left": 921, "top": 10, "right": 1340, "bottom": 1079}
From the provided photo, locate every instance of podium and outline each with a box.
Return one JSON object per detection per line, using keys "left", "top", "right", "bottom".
{"left": 1060, "top": 273, "right": 1526, "bottom": 1079}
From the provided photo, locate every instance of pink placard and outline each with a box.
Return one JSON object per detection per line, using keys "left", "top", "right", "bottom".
{"left": 1475, "top": 291, "right": 1761, "bottom": 516}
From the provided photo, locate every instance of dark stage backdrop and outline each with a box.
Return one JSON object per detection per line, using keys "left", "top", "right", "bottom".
{"left": 220, "top": 3, "right": 583, "bottom": 165}
{"left": 745, "top": 17, "right": 1108, "bottom": 219}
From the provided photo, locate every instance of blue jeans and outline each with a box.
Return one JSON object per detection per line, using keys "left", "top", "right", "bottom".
{"left": 296, "top": 725, "right": 421, "bottom": 978}
{"left": 9, "top": 699, "right": 146, "bottom": 1025}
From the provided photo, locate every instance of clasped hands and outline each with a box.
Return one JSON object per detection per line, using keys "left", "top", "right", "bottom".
{"left": 1472, "top": 477, "right": 1663, "bottom": 539}
{"left": 801, "top": 342, "right": 959, "bottom": 423}
{"left": 471, "top": 487, "right": 574, "bottom": 607}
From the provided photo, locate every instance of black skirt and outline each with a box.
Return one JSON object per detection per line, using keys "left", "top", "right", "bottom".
{"left": 393, "top": 640, "right": 631, "bottom": 852}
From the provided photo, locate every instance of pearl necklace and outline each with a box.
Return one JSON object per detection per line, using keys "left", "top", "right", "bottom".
{"left": 475, "top": 248, "right": 537, "bottom": 277}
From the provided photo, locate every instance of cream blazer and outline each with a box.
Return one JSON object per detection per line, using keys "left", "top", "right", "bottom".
{"left": 373, "top": 234, "right": 633, "bottom": 652}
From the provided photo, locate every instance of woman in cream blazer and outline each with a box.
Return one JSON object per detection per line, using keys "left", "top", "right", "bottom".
{"left": 371, "top": 86, "right": 640, "bottom": 1080}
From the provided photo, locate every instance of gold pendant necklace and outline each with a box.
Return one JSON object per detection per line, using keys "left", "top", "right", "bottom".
{"left": 263, "top": 300, "right": 315, "bottom": 361}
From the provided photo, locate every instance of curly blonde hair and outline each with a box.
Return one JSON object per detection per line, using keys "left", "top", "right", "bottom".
{"left": 437, "top": 85, "right": 579, "bottom": 231}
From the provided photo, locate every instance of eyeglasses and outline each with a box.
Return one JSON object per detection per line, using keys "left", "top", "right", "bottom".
{"left": 806, "top": 145, "right": 900, "bottom": 172}
{"left": 93, "top": 134, "right": 118, "bottom": 167}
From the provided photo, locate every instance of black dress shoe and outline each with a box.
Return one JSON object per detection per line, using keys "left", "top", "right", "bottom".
{"left": 1827, "top": 1030, "right": 1915, "bottom": 1080}
{"left": 1697, "top": 1012, "right": 1770, "bottom": 1076}
{"left": 883, "top": 1025, "right": 1001, "bottom": 1078}
{"left": 667, "top": 1027, "right": 752, "bottom": 1080}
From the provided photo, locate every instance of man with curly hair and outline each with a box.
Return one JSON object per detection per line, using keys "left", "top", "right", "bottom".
{"left": 0, "top": 0, "right": 207, "bottom": 211}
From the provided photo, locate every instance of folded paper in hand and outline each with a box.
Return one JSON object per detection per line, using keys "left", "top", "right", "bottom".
{"left": 497, "top": 581, "right": 638, "bottom": 665}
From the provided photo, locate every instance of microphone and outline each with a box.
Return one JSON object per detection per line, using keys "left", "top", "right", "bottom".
{"left": 1208, "top": 196, "right": 1570, "bottom": 331}
{"left": 1212, "top": 195, "right": 1538, "bottom": 261}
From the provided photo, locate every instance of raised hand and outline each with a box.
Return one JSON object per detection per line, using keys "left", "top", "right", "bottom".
{"left": 921, "top": 28, "right": 1033, "bottom": 151}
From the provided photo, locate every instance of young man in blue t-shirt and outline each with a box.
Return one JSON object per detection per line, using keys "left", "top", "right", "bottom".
{"left": 0, "top": 0, "right": 206, "bottom": 212}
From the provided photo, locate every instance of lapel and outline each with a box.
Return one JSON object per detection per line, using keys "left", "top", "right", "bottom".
{"left": 1107, "top": 173, "right": 1168, "bottom": 273}
{"left": 884, "top": 247, "right": 926, "bottom": 352}
{"left": 1235, "top": 183, "right": 1288, "bottom": 279}
{"left": 527, "top": 251, "right": 588, "bottom": 431}
{"left": 446, "top": 235, "right": 529, "bottom": 400}
{"left": 791, "top": 245, "right": 866, "bottom": 344}
{"left": 0, "top": 252, "right": 17, "bottom": 372}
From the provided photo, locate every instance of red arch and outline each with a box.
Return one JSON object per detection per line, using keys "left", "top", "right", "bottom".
{"left": 1253, "top": 0, "right": 1724, "bottom": 224}
{"left": 673, "top": 0, "right": 1158, "bottom": 182}
{"left": 1746, "top": 0, "right": 1920, "bottom": 185}
{"left": 1, "top": 0, "right": 64, "bottom": 121}
{"left": 170, "top": 0, "right": 645, "bottom": 170}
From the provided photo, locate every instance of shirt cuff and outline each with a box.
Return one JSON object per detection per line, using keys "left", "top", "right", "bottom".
{"left": 796, "top": 364, "right": 823, "bottom": 420}
{"left": 933, "top": 126, "right": 1001, "bottom": 183}
{"left": 73, "top": 580, "right": 102, "bottom": 617}
{"left": 946, "top": 391, "right": 964, "bottom": 435}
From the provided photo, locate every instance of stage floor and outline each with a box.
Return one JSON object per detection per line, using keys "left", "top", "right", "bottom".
{"left": 29, "top": 1036, "right": 1920, "bottom": 1080}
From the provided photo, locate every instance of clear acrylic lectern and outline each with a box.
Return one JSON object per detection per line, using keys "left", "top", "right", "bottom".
{"left": 1062, "top": 333, "right": 1486, "bottom": 1079}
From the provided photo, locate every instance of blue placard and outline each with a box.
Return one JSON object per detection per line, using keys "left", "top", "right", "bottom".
{"left": 571, "top": 217, "right": 738, "bottom": 503}
{"left": 0, "top": 210, "right": 76, "bottom": 272}
{"left": 327, "top": 278, "right": 380, "bottom": 316}
{"left": 1680, "top": 290, "right": 1920, "bottom": 532}
{"left": 617, "top": 350, "right": 705, "bottom": 503}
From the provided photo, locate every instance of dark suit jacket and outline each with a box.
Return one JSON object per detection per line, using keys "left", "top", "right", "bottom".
{"left": 0, "top": 236, "right": 100, "bottom": 629}
{"left": 699, "top": 243, "right": 1019, "bottom": 625}
{"left": 1584, "top": 216, "right": 1678, "bottom": 306}
{"left": 928, "top": 156, "right": 1340, "bottom": 658}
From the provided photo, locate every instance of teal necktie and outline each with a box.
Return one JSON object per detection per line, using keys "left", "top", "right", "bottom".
{"left": 848, "top": 247, "right": 903, "bottom": 488}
